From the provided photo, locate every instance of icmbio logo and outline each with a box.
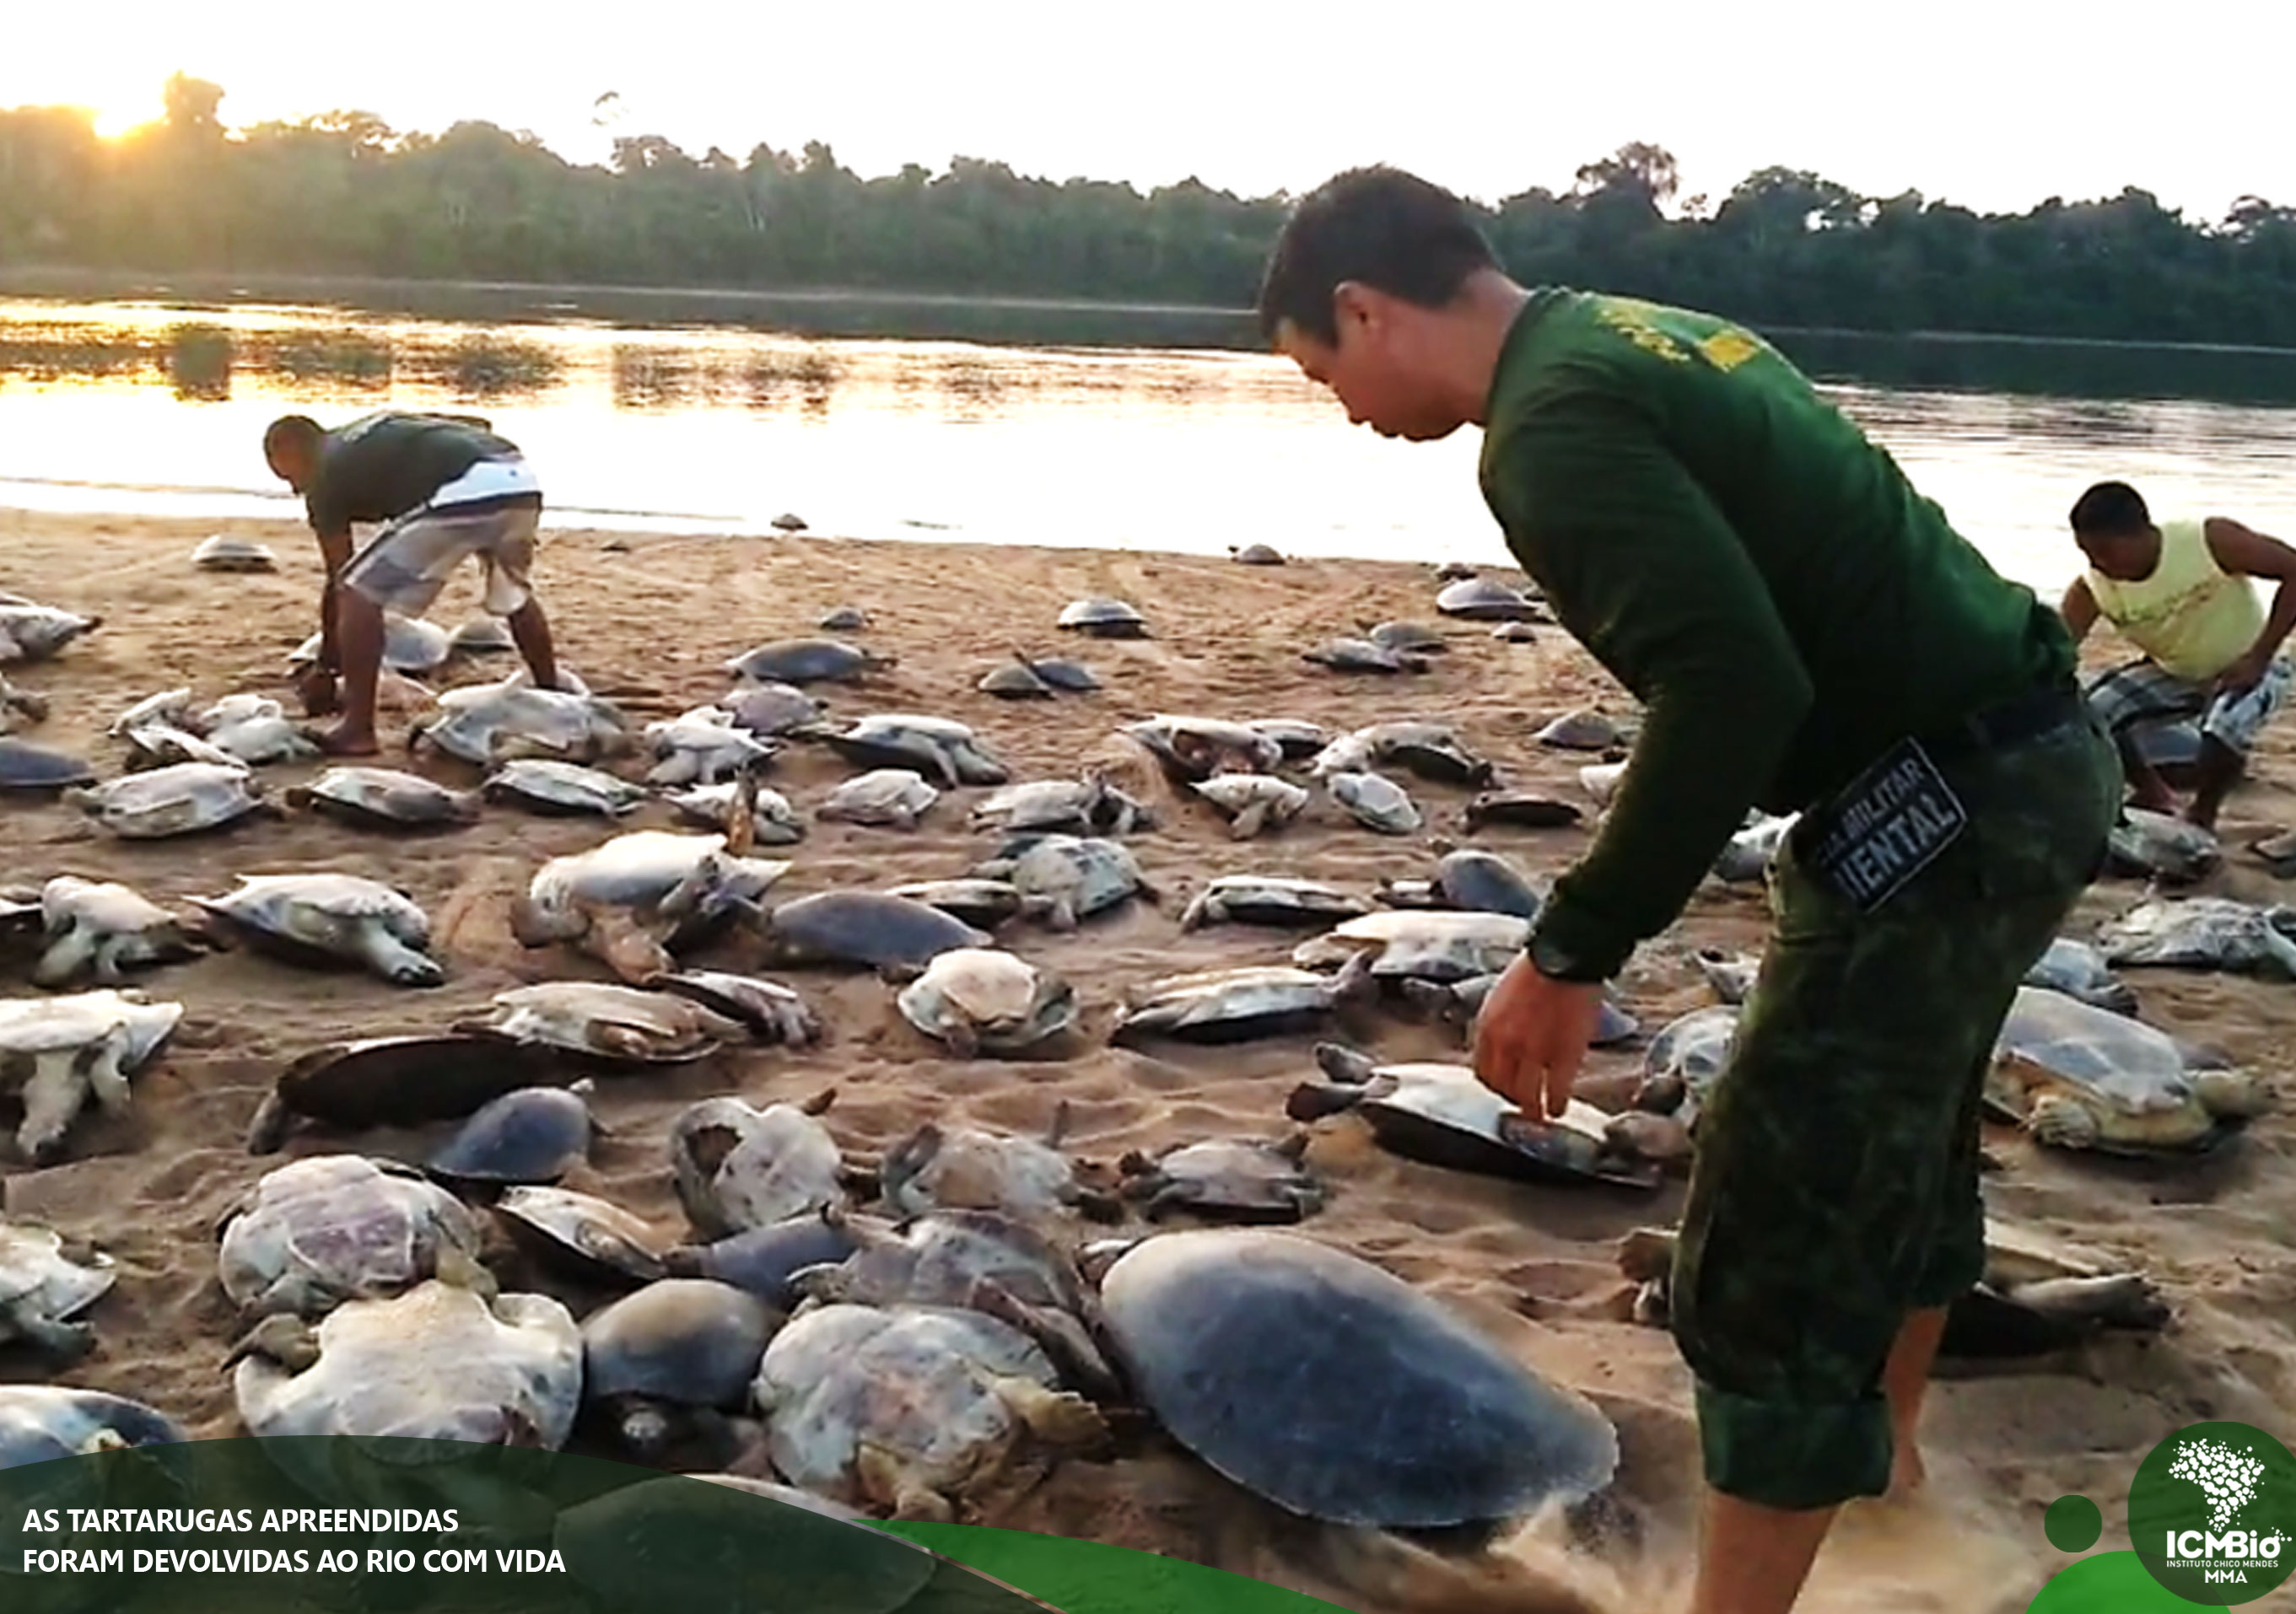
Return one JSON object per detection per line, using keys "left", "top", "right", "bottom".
{"left": 2129, "top": 1422, "right": 2296, "bottom": 1605}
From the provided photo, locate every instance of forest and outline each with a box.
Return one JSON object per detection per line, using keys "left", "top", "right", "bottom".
{"left": 4, "top": 75, "right": 2295, "bottom": 347}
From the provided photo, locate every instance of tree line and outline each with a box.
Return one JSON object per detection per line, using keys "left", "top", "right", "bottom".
{"left": 4, "top": 77, "right": 2295, "bottom": 347}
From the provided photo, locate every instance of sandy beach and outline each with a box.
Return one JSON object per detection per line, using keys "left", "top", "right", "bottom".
{"left": 2, "top": 507, "right": 2293, "bottom": 1614}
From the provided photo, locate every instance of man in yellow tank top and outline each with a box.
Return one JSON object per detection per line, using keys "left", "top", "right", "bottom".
{"left": 2060, "top": 481, "right": 2296, "bottom": 830}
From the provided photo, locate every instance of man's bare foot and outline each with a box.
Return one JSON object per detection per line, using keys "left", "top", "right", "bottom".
{"left": 312, "top": 722, "right": 382, "bottom": 757}
{"left": 2184, "top": 803, "right": 2223, "bottom": 833}
{"left": 1889, "top": 1439, "right": 1927, "bottom": 1498}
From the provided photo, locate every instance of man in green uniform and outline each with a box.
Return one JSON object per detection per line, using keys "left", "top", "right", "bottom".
{"left": 1257, "top": 167, "right": 2122, "bottom": 1613}
{"left": 263, "top": 409, "right": 563, "bottom": 755}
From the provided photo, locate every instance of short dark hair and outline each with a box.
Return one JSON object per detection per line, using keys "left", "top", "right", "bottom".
{"left": 1256, "top": 166, "right": 1500, "bottom": 346}
{"left": 2070, "top": 480, "right": 2151, "bottom": 536}
{"left": 263, "top": 414, "right": 322, "bottom": 458}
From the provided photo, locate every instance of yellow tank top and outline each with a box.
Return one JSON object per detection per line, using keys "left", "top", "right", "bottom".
{"left": 2085, "top": 517, "right": 2262, "bottom": 681}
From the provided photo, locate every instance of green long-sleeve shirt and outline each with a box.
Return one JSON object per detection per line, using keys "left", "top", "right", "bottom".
{"left": 1478, "top": 290, "right": 2074, "bottom": 981}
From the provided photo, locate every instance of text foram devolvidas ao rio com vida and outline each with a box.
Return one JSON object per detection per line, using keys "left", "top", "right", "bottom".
{"left": 17, "top": 1505, "right": 566, "bottom": 1575}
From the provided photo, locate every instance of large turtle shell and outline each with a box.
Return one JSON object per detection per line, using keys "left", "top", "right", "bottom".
{"left": 247, "top": 1033, "right": 569, "bottom": 1153}
{"left": 581, "top": 1278, "right": 783, "bottom": 1407}
{"left": 1097, "top": 1229, "right": 1616, "bottom": 1528}
{"left": 0, "top": 1385, "right": 188, "bottom": 1470}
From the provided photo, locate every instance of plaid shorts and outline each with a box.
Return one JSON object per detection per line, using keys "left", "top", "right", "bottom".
{"left": 338, "top": 495, "right": 542, "bottom": 619}
{"left": 2081, "top": 654, "right": 2293, "bottom": 758}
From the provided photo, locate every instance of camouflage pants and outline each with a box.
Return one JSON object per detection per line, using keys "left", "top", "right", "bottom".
{"left": 1668, "top": 706, "right": 2123, "bottom": 1511}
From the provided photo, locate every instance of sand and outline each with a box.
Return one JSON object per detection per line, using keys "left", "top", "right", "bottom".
{"left": 1, "top": 507, "right": 2293, "bottom": 1614}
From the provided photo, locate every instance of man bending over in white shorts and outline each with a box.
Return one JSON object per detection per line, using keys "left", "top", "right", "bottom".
{"left": 263, "top": 410, "right": 562, "bottom": 756}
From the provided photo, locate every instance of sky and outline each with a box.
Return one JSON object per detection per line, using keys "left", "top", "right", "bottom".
{"left": 2, "top": 1, "right": 2286, "bottom": 224}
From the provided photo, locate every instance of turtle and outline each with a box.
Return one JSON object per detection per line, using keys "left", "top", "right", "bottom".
{"left": 969, "top": 775, "right": 1155, "bottom": 837}
{"left": 644, "top": 708, "right": 778, "bottom": 787}
{"left": 1090, "top": 1229, "right": 1618, "bottom": 1529}
{"left": 411, "top": 671, "right": 633, "bottom": 766}
{"left": 450, "top": 614, "right": 518, "bottom": 655}
{"left": 1289, "top": 1044, "right": 1663, "bottom": 1191}
{"left": 895, "top": 947, "right": 1081, "bottom": 1057}
{"left": 2096, "top": 896, "right": 2296, "bottom": 979}
{"left": 202, "top": 697, "right": 322, "bottom": 766}
{"left": 755, "top": 891, "right": 990, "bottom": 976}
{"left": 1328, "top": 770, "right": 1424, "bottom": 835}
{"left": 1245, "top": 717, "right": 1331, "bottom": 760}
{"left": 644, "top": 970, "right": 824, "bottom": 1046}
{"left": 120, "top": 718, "right": 246, "bottom": 771}
{"left": 1463, "top": 792, "right": 1584, "bottom": 831}
{"left": 461, "top": 982, "right": 753, "bottom": 1063}
{"left": 1534, "top": 708, "right": 1627, "bottom": 751}
{"left": 1303, "top": 638, "right": 1429, "bottom": 675}
{"left": 286, "top": 765, "right": 482, "bottom": 830}
{"left": 880, "top": 878, "right": 1047, "bottom": 930}
{"left": 1434, "top": 578, "right": 1541, "bottom": 621}
{"left": 1310, "top": 721, "right": 1495, "bottom": 787}
{"left": 1192, "top": 774, "right": 1311, "bottom": 838}
{"left": 1109, "top": 953, "right": 1377, "bottom": 1046}
{"left": 1377, "top": 847, "right": 1544, "bottom": 920}
{"left": 511, "top": 816, "right": 794, "bottom": 984}
{"left": 879, "top": 1110, "right": 1121, "bottom": 1223}
{"left": 1011, "top": 649, "right": 1101, "bottom": 692}
{"left": 0, "top": 737, "right": 97, "bottom": 791}
{"left": 662, "top": 1208, "right": 865, "bottom": 1308}
{"left": 216, "top": 1153, "right": 488, "bottom": 1320}
{"left": 666, "top": 779, "right": 806, "bottom": 842}
{"left": 1292, "top": 909, "right": 1534, "bottom": 984}
{"left": 978, "top": 660, "right": 1054, "bottom": 700}
{"left": 722, "top": 638, "right": 892, "bottom": 685}
{"left": 0, "top": 1385, "right": 189, "bottom": 1470}
{"left": 31, "top": 874, "right": 203, "bottom": 987}
{"left": 109, "top": 687, "right": 195, "bottom": 737}
{"left": 0, "top": 1219, "right": 116, "bottom": 1362}
{"left": 817, "top": 767, "right": 940, "bottom": 830}
{"left": 972, "top": 833, "right": 1152, "bottom": 930}
{"left": 1365, "top": 621, "right": 1448, "bottom": 655}
{"left": 1616, "top": 1218, "right": 2173, "bottom": 1360}
{"left": 1400, "top": 976, "right": 1641, "bottom": 1049}
{"left": 191, "top": 534, "right": 280, "bottom": 572}
{"left": 227, "top": 1278, "right": 585, "bottom": 1450}
{"left": 580, "top": 1277, "right": 783, "bottom": 1460}
{"left": 751, "top": 1300, "right": 1110, "bottom": 1521}
{"left": 1121, "top": 715, "right": 1284, "bottom": 783}
{"left": 482, "top": 757, "right": 652, "bottom": 817}
{"left": 1179, "top": 874, "right": 1375, "bottom": 933}
{"left": 428, "top": 1082, "right": 601, "bottom": 1186}
{"left": 1579, "top": 761, "right": 1627, "bottom": 804}
{"left": 671, "top": 1091, "right": 849, "bottom": 1240}
{"left": 2024, "top": 937, "right": 2139, "bottom": 1016}
{"left": 66, "top": 761, "right": 273, "bottom": 837}
{"left": 1491, "top": 621, "right": 1540, "bottom": 643}
{"left": 1231, "top": 542, "right": 1286, "bottom": 565}
{"left": 1607, "top": 1004, "right": 1741, "bottom": 1164}
{"left": 1984, "top": 986, "right": 2272, "bottom": 1154}
{"left": 1056, "top": 597, "right": 1150, "bottom": 638}
{"left": 1690, "top": 946, "right": 1760, "bottom": 1005}
{"left": 772, "top": 512, "right": 808, "bottom": 532}
{"left": 822, "top": 713, "right": 1010, "bottom": 788}
{"left": 493, "top": 1186, "right": 671, "bottom": 1289}
{"left": 190, "top": 873, "right": 443, "bottom": 986}
{"left": 0, "top": 671, "right": 49, "bottom": 734}
{"left": 1115, "top": 1135, "right": 1327, "bottom": 1224}
{"left": 2106, "top": 807, "right": 2221, "bottom": 884}
{"left": 0, "top": 601, "right": 100, "bottom": 664}
{"left": 0, "top": 988, "right": 184, "bottom": 1163}
{"left": 1713, "top": 812, "right": 1800, "bottom": 884}
{"left": 243, "top": 1033, "right": 571, "bottom": 1154}
{"left": 818, "top": 605, "right": 870, "bottom": 632}
{"left": 290, "top": 614, "right": 454, "bottom": 675}
{"left": 717, "top": 680, "right": 829, "bottom": 736}
{"left": 1433, "top": 561, "right": 1480, "bottom": 583}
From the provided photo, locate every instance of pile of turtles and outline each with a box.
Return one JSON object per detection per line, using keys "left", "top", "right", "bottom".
{"left": 0, "top": 550, "right": 2279, "bottom": 1582}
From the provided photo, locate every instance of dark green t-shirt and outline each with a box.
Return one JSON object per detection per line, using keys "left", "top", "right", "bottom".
{"left": 1478, "top": 288, "right": 2074, "bottom": 980}
{"left": 304, "top": 412, "right": 525, "bottom": 535}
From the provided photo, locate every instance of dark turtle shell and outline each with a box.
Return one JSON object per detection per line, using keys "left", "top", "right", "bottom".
{"left": 579, "top": 1278, "right": 782, "bottom": 1407}
{"left": 1097, "top": 1229, "right": 1617, "bottom": 1529}
{"left": 428, "top": 1085, "right": 596, "bottom": 1185}
{"left": 247, "top": 1034, "right": 569, "bottom": 1154}
{"left": 0, "top": 740, "right": 97, "bottom": 790}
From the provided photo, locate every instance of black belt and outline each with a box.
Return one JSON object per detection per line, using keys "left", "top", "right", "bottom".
{"left": 1914, "top": 681, "right": 2087, "bottom": 763}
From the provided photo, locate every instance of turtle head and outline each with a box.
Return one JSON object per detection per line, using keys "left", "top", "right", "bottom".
{"left": 224, "top": 1313, "right": 320, "bottom": 1374}
{"left": 614, "top": 1399, "right": 676, "bottom": 1457}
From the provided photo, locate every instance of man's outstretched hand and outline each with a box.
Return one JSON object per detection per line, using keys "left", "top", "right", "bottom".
{"left": 1472, "top": 950, "right": 1604, "bottom": 1120}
